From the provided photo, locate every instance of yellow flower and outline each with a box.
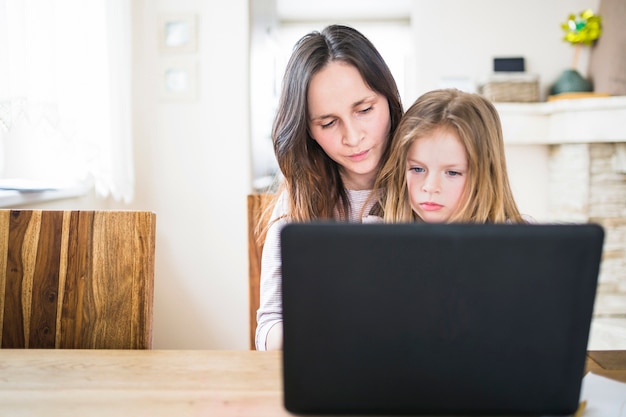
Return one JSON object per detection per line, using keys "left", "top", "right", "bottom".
{"left": 560, "top": 9, "right": 602, "bottom": 46}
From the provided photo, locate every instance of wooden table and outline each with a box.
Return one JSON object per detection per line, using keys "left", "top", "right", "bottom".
{"left": 0, "top": 350, "right": 285, "bottom": 417}
{"left": 0, "top": 349, "right": 624, "bottom": 417}
{"left": 585, "top": 350, "right": 626, "bottom": 383}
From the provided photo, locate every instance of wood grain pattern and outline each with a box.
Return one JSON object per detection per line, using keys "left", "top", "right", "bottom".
{"left": 247, "top": 194, "right": 274, "bottom": 350}
{"left": 0, "top": 210, "right": 156, "bottom": 349}
{"left": 0, "top": 350, "right": 285, "bottom": 417}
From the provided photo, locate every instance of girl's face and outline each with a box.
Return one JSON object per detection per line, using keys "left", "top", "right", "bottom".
{"left": 406, "top": 128, "right": 468, "bottom": 223}
{"left": 307, "top": 61, "right": 391, "bottom": 190}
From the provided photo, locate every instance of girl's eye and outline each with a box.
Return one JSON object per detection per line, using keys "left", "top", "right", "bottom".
{"left": 409, "top": 167, "right": 425, "bottom": 173}
{"left": 447, "top": 170, "right": 462, "bottom": 177}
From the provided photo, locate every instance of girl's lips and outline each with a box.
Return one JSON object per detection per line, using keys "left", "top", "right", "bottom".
{"left": 420, "top": 202, "right": 443, "bottom": 211}
{"left": 348, "top": 150, "right": 369, "bottom": 162}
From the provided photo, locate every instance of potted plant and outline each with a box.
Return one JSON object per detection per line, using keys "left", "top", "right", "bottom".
{"left": 550, "top": 9, "right": 602, "bottom": 96}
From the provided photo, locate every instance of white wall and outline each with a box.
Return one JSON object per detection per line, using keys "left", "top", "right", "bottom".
{"left": 129, "top": 0, "right": 251, "bottom": 349}
{"left": 16, "top": 0, "right": 604, "bottom": 349}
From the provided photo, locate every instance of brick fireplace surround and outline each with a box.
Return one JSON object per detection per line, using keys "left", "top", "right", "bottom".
{"left": 496, "top": 96, "right": 626, "bottom": 320}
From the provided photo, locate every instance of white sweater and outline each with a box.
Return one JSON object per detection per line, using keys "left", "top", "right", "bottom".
{"left": 255, "top": 189, "right": 377, "bottom": 350}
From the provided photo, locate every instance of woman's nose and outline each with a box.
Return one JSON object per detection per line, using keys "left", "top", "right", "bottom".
{"left": 341, "top": 121, "right": 362, "bottom": 146}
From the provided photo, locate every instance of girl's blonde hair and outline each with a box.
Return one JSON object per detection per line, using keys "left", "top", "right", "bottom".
{"left": 373, "top": 88, "right": 525, "bottom": 224}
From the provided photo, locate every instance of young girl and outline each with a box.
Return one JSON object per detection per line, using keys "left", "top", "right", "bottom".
{"left": 373, "top": 88, "right": 527, "bottom": 224}
{"left": 256, "top": 25, "right": 403, "bottom": 350}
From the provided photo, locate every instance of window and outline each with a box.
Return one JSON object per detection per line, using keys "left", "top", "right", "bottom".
{"left": 0, "top": 0, "right": 133, "bottom": 202}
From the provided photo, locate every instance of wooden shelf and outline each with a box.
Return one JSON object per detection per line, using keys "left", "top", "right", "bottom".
{"left": 548, "top": 92, "right": 611, "bottom": 102}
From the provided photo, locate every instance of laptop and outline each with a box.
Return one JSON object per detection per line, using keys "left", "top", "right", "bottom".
{"left": 281, "top": 222, "right": 604, "bottom": 416}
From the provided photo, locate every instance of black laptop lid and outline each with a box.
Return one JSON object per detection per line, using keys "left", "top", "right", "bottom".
{"left": 281, "top": 222, "right": 604, "bottom": 416}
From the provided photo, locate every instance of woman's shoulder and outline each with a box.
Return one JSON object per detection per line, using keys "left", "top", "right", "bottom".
{"left": 362, "top": 215, "right": 384, "bottom": 224}
{"left": 346, "top": 188, "right": 373, "bottom": 200}
{"left": 346, "top": 189, "right": 377, "bottom": 222}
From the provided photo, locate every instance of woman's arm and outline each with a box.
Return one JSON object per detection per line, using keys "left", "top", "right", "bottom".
{"left": 265, "top": 322, "right": 283, "bottom": 351}
{"left": 255, "top": 192, "right": 288, "bottom": 350}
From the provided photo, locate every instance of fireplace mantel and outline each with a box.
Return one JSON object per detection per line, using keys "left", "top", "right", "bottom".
{"left": 494, "top": 96, "right": 626, "bottom": 318}
{"left": 496, "top": 96, "right": 626, "bottom": 145}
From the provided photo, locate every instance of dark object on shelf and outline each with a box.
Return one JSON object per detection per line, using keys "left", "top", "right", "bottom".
{"left": 494, "top": 57, "right": 525, "bottom": 72}
{"left": 550, "top": 69, "right": 593, "bottom": 95}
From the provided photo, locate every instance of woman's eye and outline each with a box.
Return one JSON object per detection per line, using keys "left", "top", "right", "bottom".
{"left": 321, "top": 120, "right": 335, "bottom": 129}
{"left": 359, "top": 106, "right": 372, "bottom": 114}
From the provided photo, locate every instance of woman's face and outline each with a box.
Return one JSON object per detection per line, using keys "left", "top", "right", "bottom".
{"left": 307, "top": 61, "right": 391, "bottom": 190}
{"left": 405, "top": 128, "right": 468, "bottom": 223}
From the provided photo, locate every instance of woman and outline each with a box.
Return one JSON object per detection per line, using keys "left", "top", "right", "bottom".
{"left": 256, "top": 24, "right": 403, "bottom": 350}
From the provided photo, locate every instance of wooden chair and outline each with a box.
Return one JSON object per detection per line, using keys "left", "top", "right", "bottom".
{"left": 0, "top": 210, "right": 156, "bottom": 349}
{"left": 247, "top": 194, "right": 274, "bottom": 350}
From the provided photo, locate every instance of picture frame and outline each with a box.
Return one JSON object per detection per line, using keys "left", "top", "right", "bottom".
{"left": 158, "top": 13, "right": 198, "bottom": 54}
{"left": 159, "top": 58, "right": 198, "bottom": 101}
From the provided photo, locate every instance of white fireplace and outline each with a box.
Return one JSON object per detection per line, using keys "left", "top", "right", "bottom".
{"left": 497, "top": 96, "right": 626, "bottom": 319}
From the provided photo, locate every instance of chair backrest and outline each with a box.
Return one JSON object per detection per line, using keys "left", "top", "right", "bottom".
{"left": 247, "top": 193, "right": 274, "bottom": 350}
{"left": 0, "top": 210, "right": 156, "bottom": 349}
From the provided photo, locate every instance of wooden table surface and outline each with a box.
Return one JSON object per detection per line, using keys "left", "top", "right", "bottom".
{"left": 585, "top": 350, "right": 626, "bottom": 382}
{"left": 0, "top": 350, "right": 285, "bottom": 417}
{"left": 0, "top": 349, "right": 624, "bottom": 417}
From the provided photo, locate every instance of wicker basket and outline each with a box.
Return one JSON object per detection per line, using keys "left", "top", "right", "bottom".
{"left": 481, "top": 73, "right": 540, "bottom": 103}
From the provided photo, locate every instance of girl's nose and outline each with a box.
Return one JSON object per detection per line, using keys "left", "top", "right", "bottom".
{"left": 422, "top": 175, "right": 440, "bottom": 193}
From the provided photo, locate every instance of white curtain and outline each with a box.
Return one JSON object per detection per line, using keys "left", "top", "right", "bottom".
{"left": 0, "top": 0, "right": 134, "bottom": 202}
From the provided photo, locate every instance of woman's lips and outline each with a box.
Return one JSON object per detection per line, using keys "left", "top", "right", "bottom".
{"left": 348, "top": 150, "right": 369, "bottom": 162}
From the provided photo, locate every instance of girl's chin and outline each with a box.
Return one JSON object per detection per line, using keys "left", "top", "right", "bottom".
{"left": 418, "top": 213, "right": 450, "bottom": 223}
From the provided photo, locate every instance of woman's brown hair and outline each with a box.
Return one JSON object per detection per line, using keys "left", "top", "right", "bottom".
{"left": 269, "top": 24, "right": 403, "bottom": 224}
